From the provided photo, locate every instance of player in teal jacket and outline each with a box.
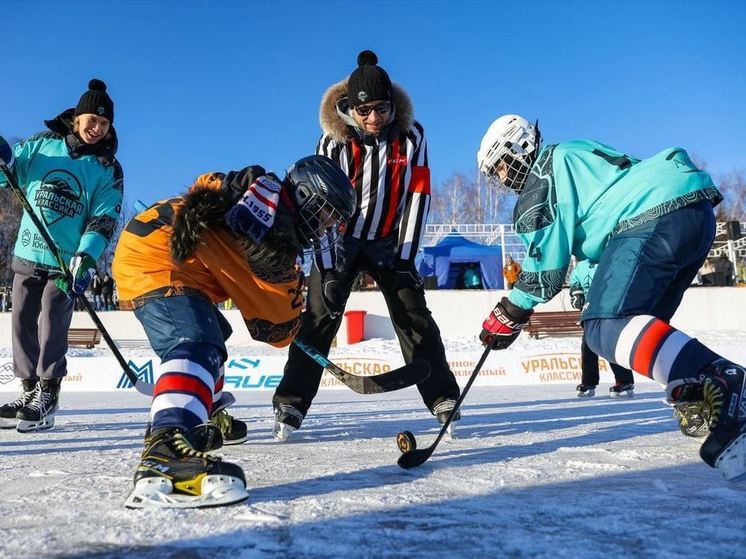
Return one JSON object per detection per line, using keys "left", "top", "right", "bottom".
{"left": 0, "top": 79, "right": 123, "bottom": 433}
{"left": 476, "top": 115, "right": 745, "bottom": 481}
{"left": 569, "top": 259, "right": 635, "bottom": 398}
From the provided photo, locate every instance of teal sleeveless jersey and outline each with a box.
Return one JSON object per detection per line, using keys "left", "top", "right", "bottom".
{"left": 0, "top": 133, "right": 123, "bottom": 271}
{"left": 508, "top": 140, "right": 720, "bottom": 310}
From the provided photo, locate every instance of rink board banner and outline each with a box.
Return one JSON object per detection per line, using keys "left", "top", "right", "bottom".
{"left": 2, "top": 346, "right": 746, "bottom": 392}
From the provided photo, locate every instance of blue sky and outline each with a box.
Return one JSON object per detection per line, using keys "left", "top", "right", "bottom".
{"left": 4, "top": 0, "right": 745, "bottom": 208}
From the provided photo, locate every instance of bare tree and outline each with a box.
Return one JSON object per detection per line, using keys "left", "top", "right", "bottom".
{"left": 430, "top": 169, "right": 516, "bottom": 225}
{"left": 716, "top": 168, "right": 746, "bottom": 222}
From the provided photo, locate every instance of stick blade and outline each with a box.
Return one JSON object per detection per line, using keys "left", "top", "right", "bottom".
{"left": 361, "top": 360, "right": 430, "bottom": 394}
{"left": 397, "top": 448, "right": 433, "bottom": 469}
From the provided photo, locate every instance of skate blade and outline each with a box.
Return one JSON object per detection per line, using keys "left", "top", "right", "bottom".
{"left": 577, "top": 391, "right": 595, "bottom": 398}
{"left": 0, "top": 417, "right": 19, "bottom": 429}
{"left": 715, "top": 432, "right": 746, "bottom": 482}
{"left": 445, "top": 423, "right": 457, "bottom": 440}
{"left": 273, "top": 422, "right": 296, "bottom": 442}
{"left": 124, "top": 475, "right": 248, "bottom": 509}
{"left": 16, "top": 416, "right": 55, "bottom": 433}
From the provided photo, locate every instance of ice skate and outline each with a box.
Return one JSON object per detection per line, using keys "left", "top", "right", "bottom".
{"left": 576, "top": 384, "right": 596, "bottom": 398}
{"left": 16, "top": 378, "right": 60, "bottom": 433}
{"left": 209, "top": 409, "right": 248, "bottom": 445}
{"left": 273, "top": 403, "right": 304, "bottom": 442}
{"left": 432, "top": 399, "right": 461, "bottom": 439}
{"left": 124, "top": 425, "right": 248, "bottom": 509}
{"left": 674, "top": 402, "right": 710, "bottom": 438}
{"left": 0, "top": 380, "right": 38, "bottom": 429}
{"left": 609, "top": 382, "right": 634, "bottom": 398}
{"left": 694, "top": 360, "right": 746, "bottom": 481}
{"left": 670, "top": 383, "right": 709, "bottom": 438}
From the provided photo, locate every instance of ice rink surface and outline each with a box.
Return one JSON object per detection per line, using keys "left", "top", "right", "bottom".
{"left": 2, "top": 383, "right": 746, "bottom": 559}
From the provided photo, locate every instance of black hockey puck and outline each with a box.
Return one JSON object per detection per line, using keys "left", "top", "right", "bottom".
{"left": 396, "top": 431, "right": 417, "bottom": 453}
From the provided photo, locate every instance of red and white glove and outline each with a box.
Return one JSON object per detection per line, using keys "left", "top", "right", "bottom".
{"left": 479, "top": 297, "right": 533, "bottom": 350}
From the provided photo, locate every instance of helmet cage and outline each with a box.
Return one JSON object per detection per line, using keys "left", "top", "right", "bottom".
{"left": 294, "top": 186, "right": 347, "bottom": 250}
{"left": 479, "top": 116, "right": 540, "bottom": 194}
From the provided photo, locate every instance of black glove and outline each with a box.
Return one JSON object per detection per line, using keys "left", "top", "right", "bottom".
{"left": 321, "top": 269, "right": 346, "bottom": 318}
{"left": 569, "top": 284, "right": 585, "bottom": 310}
{"left": 393, "top": 261, "right": 424, "bottom": 291}
{"left": 221, "top": 165, "right": 268, "bottom": 203}
{"left": 479, "top": 297, "right": 534, "bottom": 350}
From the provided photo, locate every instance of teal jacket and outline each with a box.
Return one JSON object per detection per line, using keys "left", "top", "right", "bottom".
{"left": 0, "top": 110, "right": 124, "bottom": 274}
{"left": 569, "top": 259, "right": 596, "bottom": 294}
{"left": 508, "top": 140, "right": 720, "bottom": 310}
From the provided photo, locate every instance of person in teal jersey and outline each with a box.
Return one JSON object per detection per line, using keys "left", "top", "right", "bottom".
{"left": 463, "top": 264, "right": 482, "bottom": 289}
{"left": 476, "top": 115, "right": 746, "bottom": 482}
{"left": 0, "top": 79, "right": 123, "bottom": 433}
{"left": 569, "top": 259, "right": 635, "bottom": 398}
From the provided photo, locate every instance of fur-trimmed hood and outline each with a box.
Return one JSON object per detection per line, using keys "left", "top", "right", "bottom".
{"left": 319, "top": 79, "right": 414, "bottom": 143}
{"left": 170, "top": 173, "right": 301, "bottom": 271}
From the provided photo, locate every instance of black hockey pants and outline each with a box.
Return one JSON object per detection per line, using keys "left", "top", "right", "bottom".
{"left": 580, "top": 333, "right": 634, "bottom": 387}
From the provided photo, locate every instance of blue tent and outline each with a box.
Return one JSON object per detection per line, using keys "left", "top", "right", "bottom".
{"left": 418, "top": 234, "right": 503, "bottom": 289}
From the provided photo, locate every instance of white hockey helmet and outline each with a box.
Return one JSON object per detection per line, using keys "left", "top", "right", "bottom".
{"left": 477, "top": 114, "right": 541, "bottom": 193}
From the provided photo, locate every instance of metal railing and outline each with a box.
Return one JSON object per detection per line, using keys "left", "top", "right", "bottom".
{"left": 423, "top": 221, "right": 746, "bottom": 263}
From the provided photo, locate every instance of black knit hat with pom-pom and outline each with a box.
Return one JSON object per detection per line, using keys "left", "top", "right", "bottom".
{"left": 347, "top": 50, "right": 392, "bottom": 107}
{"left": 75, "top": 79, "right": 115, "bottom": 123}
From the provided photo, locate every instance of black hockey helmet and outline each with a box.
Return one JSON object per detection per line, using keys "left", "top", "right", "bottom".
{"left": 284, "top": 155, "right": 356, "bottom": 248}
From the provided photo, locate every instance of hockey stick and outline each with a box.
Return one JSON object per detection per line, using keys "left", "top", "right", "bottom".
{"left": 0, "top": 163, "right": 153, "bottom": 396}
{"left": 397, "top": 345, "right": 492, "bottom": 469}
{"left": 292, "top": 338, "right": 431, "bottom": 394}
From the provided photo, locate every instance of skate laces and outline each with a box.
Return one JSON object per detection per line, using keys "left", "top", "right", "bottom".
{"left": 171, "top": 431, "right": 216, "bottom": 460}
{"left": 209, "top": 409, "right": 232, "bottom": 434}
{"left": 26, "top": 386, "right": 54, "bottom": 415}
{"left": 432, "top": 400, "right": 456, "bottom": 415}
{"left": 9, "top": 385, "right": 38, "bottom": 408}
{"left": 702, "top": 379, "right": 724, "bottom": 430}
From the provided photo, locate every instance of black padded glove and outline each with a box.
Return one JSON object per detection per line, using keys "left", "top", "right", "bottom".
{"left": 321, "top": 269, "right": 346, "bottom": 319}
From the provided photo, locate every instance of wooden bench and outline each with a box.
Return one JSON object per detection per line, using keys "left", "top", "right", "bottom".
{"left": 525, "top": 311, "right": 583, "bottom": 339}
{"left": 68, "top": 328, "right": 103, "bottom": 349}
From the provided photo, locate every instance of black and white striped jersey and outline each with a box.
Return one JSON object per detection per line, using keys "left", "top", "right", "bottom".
{"left": 315, "top": 122, "right": 431, "bottom": 271}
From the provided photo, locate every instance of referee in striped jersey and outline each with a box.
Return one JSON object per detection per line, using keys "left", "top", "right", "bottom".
{"left": 272, "top": 50, "right": 461, "bottom": 441}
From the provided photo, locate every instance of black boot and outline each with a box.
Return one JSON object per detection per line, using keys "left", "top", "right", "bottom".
{"left": 209, "top": 409, "right": 248, "bottom": 445}
{"left": 671, "top": 383, "right": 710, "bottom": 438}
{"left": 0, "top": 380, "right": 39, "bottom": 429}
{"left": 272, "top": 403, "right": 304, "bottom": 442}
{"left": 694, "top": 360, "right": 746, "bottom": 480}
{"left": 125, "top": 425, "right": 247, "bottom": 508}
{"left": 16, "top": 378, "right": 60, "bottom": 433}
{"left": 609, "top": 382, "right": 635, "bottom": 398}
{"left": 576, "top": 384, "right": 596, "bottom": 398}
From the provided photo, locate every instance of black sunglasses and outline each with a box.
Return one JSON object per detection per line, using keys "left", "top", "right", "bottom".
{"left": 354, "top": 102, "right": 392, "bottom": 117}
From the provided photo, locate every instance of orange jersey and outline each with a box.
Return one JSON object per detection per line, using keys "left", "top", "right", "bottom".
{"left": 112, "top": 174, "right": 303, "bottom": 347}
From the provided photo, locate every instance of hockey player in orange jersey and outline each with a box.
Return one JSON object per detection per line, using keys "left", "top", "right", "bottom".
{"left": 113, "top": 155, "right": 355, "bottom": 508}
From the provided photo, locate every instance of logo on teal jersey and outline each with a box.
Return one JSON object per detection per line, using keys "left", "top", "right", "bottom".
{"left": 35, "top": 169, "right": 84, "bottom": 226}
